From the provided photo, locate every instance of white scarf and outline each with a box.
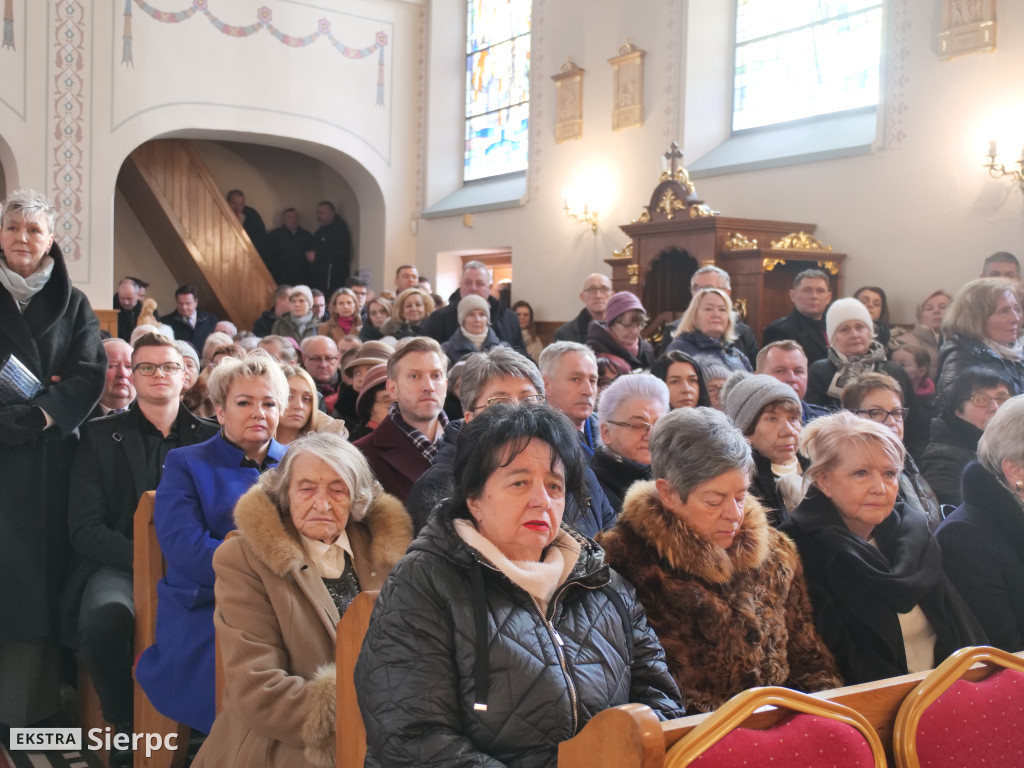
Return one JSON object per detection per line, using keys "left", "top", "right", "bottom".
{"left": 462, "top": 328, "right": 490, "bottom": 349}
{"left": 454, "top": 519, "right": 581, "bottom": 615}
{"left": 0, "top": 255, "right": 54, "bottom": 312}
{"left": 985, "top": 338, "right": 1024, "bottom": 362}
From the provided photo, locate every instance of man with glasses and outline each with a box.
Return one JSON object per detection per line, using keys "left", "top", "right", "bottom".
{"left": 554, "top": 273, "right": 613, "bottom": 344}
{"left": 64, "top": 333, "right": 217, "bottom": 762}
{"left": 406, "top": 346, "right": 616, "bottom": 536}
{"left": 300, "top": 335, "right": 342, "bottom": 413}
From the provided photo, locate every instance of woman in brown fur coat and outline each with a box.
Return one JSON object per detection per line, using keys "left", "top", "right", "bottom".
{"left": 600, "top": 407, "right": 842, "bottom": 714}
{"left": 193, "top": 432, "right": 412, "bottom": 768}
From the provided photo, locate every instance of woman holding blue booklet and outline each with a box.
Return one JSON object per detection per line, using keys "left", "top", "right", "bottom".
{"left": 0, "top": 189, "right": 105, "bottom": 728}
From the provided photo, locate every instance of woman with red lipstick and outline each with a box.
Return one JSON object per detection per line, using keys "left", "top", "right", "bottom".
{"left": 600, "top": 407, "right": 840, "bottom": 714}
{"left": 356, "top": 402, "right": 683, "bottom": 767}
{"left": 782, "top": 411, "right": 985, "bottom": 685}
{"left": 136, "top": 351, "right": 289, "bottom": 734}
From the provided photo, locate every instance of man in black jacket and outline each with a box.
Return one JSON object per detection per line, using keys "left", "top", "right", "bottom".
{"left": 309, "top": 200, "right": 352, "bottom": 294}
{"left": 553, "top": 273, "right": 612, "bottom": 344}
{"left": 113, "top": 277, "right": 142, "bottom": 343}
{"left": 406, "top": 347, "right": 616, "bottom": 537}
{"left": 63, "top": 333, "right": 217, "bottom": 755}
{"left": 159, "top": 285, "right": 218, "bottom": 354}
{"left": 761, "top": 268, "right": 832, "bottom": 364}
{"left": 420, "top": 260, "right": 526, "bottom": 355}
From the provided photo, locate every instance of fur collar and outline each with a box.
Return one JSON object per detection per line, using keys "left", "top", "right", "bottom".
{"left": 617, "top": 480, "right": 771, "bottom": 584}
{"left": 233, "top": 483, "right": 411, "bottom": 577}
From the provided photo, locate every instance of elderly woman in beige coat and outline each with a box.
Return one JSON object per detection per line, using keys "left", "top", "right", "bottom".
{"left": 193, "top": 432, "right": 412, "bottom": 768}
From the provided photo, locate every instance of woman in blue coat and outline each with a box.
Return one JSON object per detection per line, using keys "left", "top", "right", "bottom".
{"left": 135, "top": 351, "right": 288, "bottom": 733}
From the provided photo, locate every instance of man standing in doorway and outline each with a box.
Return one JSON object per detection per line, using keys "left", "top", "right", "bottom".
{"left": 308, "top": 200, "right": 352, "bottom": 294}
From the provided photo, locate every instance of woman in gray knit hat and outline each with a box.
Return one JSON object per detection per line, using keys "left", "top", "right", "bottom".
{"left": 722, "top": 371, "right": 806, "bottom": 527}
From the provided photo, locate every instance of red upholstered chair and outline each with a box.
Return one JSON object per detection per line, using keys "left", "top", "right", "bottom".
{"left": 893, "top": 645, "right": 1024, "bottom": 768}
{"left": 662, "top": 687, "right": 886, "bottom": 768}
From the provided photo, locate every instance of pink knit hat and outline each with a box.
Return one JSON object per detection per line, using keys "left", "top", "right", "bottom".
{"left": 604, "top": 291, "right": 646, "bottom": 325}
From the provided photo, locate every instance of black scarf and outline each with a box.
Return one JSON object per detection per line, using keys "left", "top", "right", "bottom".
{"left": 788, "top": 488, "right": 944, "bottom": 614}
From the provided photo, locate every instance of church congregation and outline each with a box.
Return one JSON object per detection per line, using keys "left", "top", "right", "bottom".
{"left": 4, "top": 1, "right": 1024, "bottom": 766}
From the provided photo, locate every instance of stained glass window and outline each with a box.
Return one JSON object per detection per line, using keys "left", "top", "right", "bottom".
{"left": 465, "top": 0, "right": 531, "bottom": 182}
{"left": 733, "top": 0, "right": 883, "bottom": 132}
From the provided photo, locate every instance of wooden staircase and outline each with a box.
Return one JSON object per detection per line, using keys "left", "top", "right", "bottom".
{"left": 118, "top": 139, "right": 276, "bottom": 332}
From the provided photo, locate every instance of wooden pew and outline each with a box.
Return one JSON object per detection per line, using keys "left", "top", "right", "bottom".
{"left": 132, "top": 491, "right": 190, "bottom": 768}
{"left": 335, "top": 590, "right": 378, "bottom": 768}
{"left": 559, "top": 656, "right": 1024, "bottom": 768}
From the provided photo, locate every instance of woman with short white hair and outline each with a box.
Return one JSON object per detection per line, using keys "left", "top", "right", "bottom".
{"left": 591, "top": 373, "right": 669, "bottom": 513}
{"left": 783, "top": 411, "right": 985, "bottom": 685}
{"left": 0, "top": 188, "right": 106, "bottom": 726}
{"left": 937, "top": 395, "right": 1024, "bottom": 652}
{"left": 193, "top": 433, "right": 411, "bottom": 767}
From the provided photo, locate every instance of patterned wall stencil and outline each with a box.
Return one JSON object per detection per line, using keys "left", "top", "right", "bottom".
{"left": 53, "top": 0, "right": 86, "bottom": 264}
{"left": 885, "top": 0, "right": 910, "bottom": 150}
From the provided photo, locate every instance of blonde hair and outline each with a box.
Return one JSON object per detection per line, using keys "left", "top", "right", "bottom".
{"left": 943, "top": 278, "right": 1021, "bottom": 342}
{"left": 675, "top": 288, "right": 737, "bottom": 342}
{"left": 279, "top": 364, "right": 320, "bottom": 435}
{"left": 393, "top": 288, "right": 436, "bottom": 324}
{"left": 800, "top": 411, "right": 905, "bottom": 493}
{"left": 207, "top": 349, "right": 289, "bottom": 410}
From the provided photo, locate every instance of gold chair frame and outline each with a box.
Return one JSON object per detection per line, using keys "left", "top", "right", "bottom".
{"left": 892, "top": 645, "right": 1024, "bottom": 768}
{"left": 663, "top": 686, "right": 886, "bottom": 768}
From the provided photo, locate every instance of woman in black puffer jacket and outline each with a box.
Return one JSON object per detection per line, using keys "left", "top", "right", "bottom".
{"left": 355, "top": 403, "right": 683, "bottom": 768}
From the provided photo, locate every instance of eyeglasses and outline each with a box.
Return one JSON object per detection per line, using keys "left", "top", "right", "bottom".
{"left": 614, "top": 317, "right": 649, "bottom": 330}
{"left": 854, "top": 407, "right": 910, "bottom": 424}
{"left": 132, "top": 362, "right": 183, "bottom": 376}
{"left": 968, "top": 393, "right": 1011, "bottom": 408}
{"left": 474, "top": 394, "right": 546, "bottom": 410}
{"left": 583, "top": 286, "right": 613, "bottom": 295}
{"left": 305, "top": 355, "right": 339, "bottom": 365}
{"left": 606, "top": 419, "right": 655, "bottom": 436}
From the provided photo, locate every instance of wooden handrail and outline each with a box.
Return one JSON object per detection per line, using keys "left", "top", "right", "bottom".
{"left": 118, "top": 139, "right": 276, "bottom": 331}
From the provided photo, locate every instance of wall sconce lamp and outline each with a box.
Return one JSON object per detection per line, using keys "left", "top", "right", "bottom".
{"left": 984, "top": 140, "right": 1024, "bottom": 194}
{"left": 563, "top": 198, "right": 599, "bottom": 233}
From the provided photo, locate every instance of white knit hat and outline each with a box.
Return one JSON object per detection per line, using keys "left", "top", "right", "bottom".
{"left": 826, "top": 297, "right": 874, "bottom": 343}
{"left": 288, "top": 285, "right": 314, "bottom": 308}
{"left": 457, "top": 294, "right": 491, "bottom": 327}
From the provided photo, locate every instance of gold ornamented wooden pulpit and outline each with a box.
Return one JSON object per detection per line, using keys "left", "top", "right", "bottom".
{"left": 607, "top": 143, "right": 846, "bottom": 342}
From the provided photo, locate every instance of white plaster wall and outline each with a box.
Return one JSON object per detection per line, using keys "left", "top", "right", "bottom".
{"left": 0, "top": 0, "right": 425, "bottom": 308}
{"left": 415, "top": 0, "right": 1024, "bottom": 326}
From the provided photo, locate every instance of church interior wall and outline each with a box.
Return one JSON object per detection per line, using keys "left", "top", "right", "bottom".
{"left": 416, "top": 0, "right": 1024, "bottom": 327}
{"left": 0, "top": 1, "right": 1022, "bottom": 329}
